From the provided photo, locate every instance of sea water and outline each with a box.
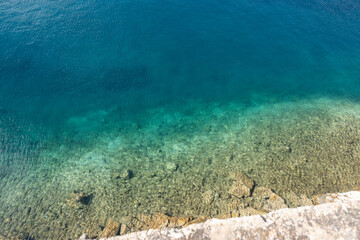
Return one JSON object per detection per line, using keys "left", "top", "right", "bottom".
{"left": 1, "top": 0, "right": 360, "bottom": 239}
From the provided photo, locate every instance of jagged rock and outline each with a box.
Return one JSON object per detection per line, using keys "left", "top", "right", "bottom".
{"left": 202, "top": 190, "right": 215, "bottom": 204}
{"left": 99, "top": 219, "right": 121, "bottom": 238}
{"left": 183, "top": 216, "right": 208, "bottom": 226}
{"left": 66, "top": 191, "right": 93, "bottom": 209}
{"left": 252, "top": 186, "right": 274, "bottom": 199}
{"left": 147, "top": 213, "right": 169, "bottom": 229}
{"left": 285, "top": 191, "right": 313, "bottom": 207}
{"left": 127, "top": 217, "right": 144, "bottom": 230}
{"left": 168, "top": 216, "right": 193, "bottom": 228}
{"left": 226, "top": 197, "right": 247, "bottom": 210}
{"left": 228, "top": 171, "right": 254, "bottom": 198}
{"left": 136, "top": 213, "right": 169, "bottom": 229}
{"left": 252, "top": 187, "right": 288, "bottom": 212}
{"left": 229, "top": 181, "right": 251, "bottom": 198}
{"left": 230, "top": 171, "right": 254, "bottom": 189}
{"left": 298, "top": 195, "right": 313, "bottom": 206}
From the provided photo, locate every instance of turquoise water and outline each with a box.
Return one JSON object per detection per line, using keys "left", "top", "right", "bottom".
{"left": 1, "top": 0, "right": 360, "bottom": 239}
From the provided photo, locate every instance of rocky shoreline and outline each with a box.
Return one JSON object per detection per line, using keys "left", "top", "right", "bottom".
{"left": 69, "top": 170, "right": 310, "bottom": 239}
{"left": 78, "top": 191, "right": 360, "bottom": 240}
{"left": 72, "top": 169, "right": 357, "bottom": 240}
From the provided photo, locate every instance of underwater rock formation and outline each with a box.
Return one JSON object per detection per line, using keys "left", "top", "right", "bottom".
{"left": 228, "top": 171, "right": 254, "bottom": 198}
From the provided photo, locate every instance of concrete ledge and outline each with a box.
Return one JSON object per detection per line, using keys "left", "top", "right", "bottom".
{"left": 80, "top": 191, "right": 360, "bottom": 240}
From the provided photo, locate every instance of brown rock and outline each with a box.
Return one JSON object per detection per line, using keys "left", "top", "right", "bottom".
{"left": 184, "top": 216, "right": 208, "bottom": 226}
{"left": 130, "top": 214, "right": 193, "bottom": 231}
{"left": 168, "top": 216, "right": 193, "bottom": 228}
{"left": 285, "top": 191, "right": 302, "bottom": 207}
{"left": 252, "top": 187, "right": 274, "bottom": 199}
{"left": 177, "top": 217, "right": 192, "bottom": 226}
{"left": 238, "top": 207, "right": 267, "bottom": 216}
{"left": 252, "top": 187, "right": 288, "bottom": 212}
{"left": 84, "top": 226, "right": 102, "bottom": 239}
{"left": 202, "top": 190, "right": 215, "bottom": 204}
{"left": 298, "top": 195, "right": 313, "bottom": 206}
{"left": 149, "top": 213, "right": 169, "bottom": 229}
{"left": 266, "top": 194, "right": 288, "bottom": 211}
{"left": 229, "top": 181, "right": 251, "bottom": 198}
{"left": 230, "top": 171, "right": 254, "bottom": 189}
{"left": 218, "top": 212, "right": 232, "bottom": 219}
{"left": 99, "top": 219, "right": 120, "bottom": 238}
{"left": 285, "top": 191, "right": 313, "bottom": 207}
{"left": 128, "top": 217, "right": 144, "bottom": 230}
{"left": 136, "top": 213, "right": 169, "bottom": 229}
{"left": 120, "top": 224, "right": 128, "bottom": 235}
{"left": 218, "top": 210, "right": 241, "bottom": 219}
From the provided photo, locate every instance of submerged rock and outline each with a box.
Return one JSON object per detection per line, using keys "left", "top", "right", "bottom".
{"left": 230, "top": 171, "right": 254, "bottom": 190}
{"left": 99, "top": 219, "right": 121, "bottom": 238}
{"left": 251, "top": 187, "right": 288, "bottom": 212}
{"left": 229, "top": 181, "right": 251, "bottom": 198}
{"left": 202, "top": 190, "right": 216, "bottom": 205}
{"left": 228, "top": 171, "right": 254, "bottom": 198}
{"left": 114, "top": 169, "right": 134, "bottom": 180}
{"left": 252, "top": 187, "right": 274, "bottom": 199}
{"left": 168, "top": 216, "right": 193, "bottom": 227}
{"left": 165, "top": 162, "right": 178, "bottom": 172}
{"left": 66, "top": 191, "right": 93, "bottom": 209}
{"left": 140, "top": 213, "right": 169, "bottom": 229}
{"left": 285, "top": 191, "right": 313, "bottom": 207}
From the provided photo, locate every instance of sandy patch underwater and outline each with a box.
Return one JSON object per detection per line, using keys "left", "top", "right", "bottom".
{"left": 1, "top": 96, "right": 360, "bottom": 239}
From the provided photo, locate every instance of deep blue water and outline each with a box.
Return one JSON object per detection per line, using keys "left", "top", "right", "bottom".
{"left": 1, "top": 0, "right": 360, "bottom": 133}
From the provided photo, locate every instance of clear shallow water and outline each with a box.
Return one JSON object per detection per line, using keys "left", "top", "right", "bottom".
{"left": 1, "top": 0, "right": 360, "bottom": 239}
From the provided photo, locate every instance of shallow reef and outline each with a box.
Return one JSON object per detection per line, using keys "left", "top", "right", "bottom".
{"left": 1, "top": 97, "right": 360, "bottom": 239}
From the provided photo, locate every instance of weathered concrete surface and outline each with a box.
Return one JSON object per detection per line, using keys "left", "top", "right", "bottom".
{"left": 80, "top": 191, "right": 360, "bottom": 240}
